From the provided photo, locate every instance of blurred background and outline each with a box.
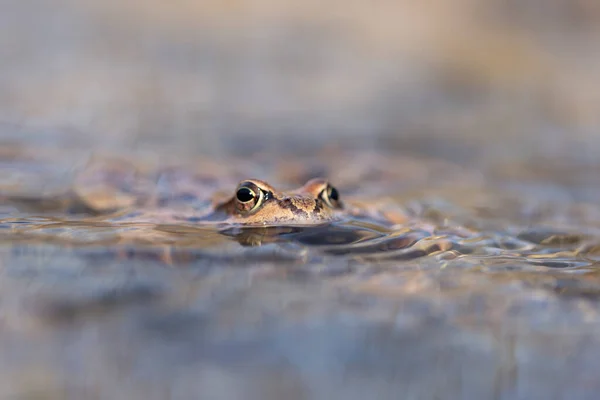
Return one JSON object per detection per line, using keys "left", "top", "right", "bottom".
{"left": 2, "top": 0, "right": 600, "bottom": 166}
{"left": 3, "top": 3, "right": 600, "bottom": 398}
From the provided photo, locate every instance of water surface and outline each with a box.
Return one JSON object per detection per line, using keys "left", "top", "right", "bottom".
{"left": 2, "top": 146, "right": 600, "bottom": 399}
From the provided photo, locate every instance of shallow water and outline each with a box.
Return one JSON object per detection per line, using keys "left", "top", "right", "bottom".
{"left": 2, "top": 147, "right": 600, "bottom": 398}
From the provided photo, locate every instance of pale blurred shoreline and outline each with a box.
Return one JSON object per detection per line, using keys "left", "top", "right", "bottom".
{"left": 2, "top": 0, "right": 600, "bottom": 163}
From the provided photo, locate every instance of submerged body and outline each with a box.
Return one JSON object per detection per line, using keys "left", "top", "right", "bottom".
{"left": 72, "top": 161, "right": 408, "bottom": 228}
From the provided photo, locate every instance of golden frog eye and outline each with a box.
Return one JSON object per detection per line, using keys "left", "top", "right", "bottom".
{"left": 234, "top": 181, "right": 265, "bottom": 214}
{"left": 319, "top": 184, "right": 341, "bottom": 209}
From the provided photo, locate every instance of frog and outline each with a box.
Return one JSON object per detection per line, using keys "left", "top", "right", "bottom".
{"left": 68, "top": 157, "right": 421, "bottom": 252}
{"left": 73, "top": 163, "right": 409, "bottom": 228}
{"left": 8, "top": 154, "right": 470, "bottom": 261}
{"left": 209, "top": 178, "right": 343, "bottom": 225}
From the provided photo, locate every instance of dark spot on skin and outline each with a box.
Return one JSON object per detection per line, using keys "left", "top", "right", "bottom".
{"left": 311, "top": 200, "right": 324, "bottom": 217}
{"left": 280, "top": 198, "right": 310, "bottom": 219}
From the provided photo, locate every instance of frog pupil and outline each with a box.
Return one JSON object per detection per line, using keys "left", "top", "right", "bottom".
{"left": 237, "top": 187, "right": 255, "bottom": 202}
{"left": 329, "top": 187, "right": 339, "bottom": 202}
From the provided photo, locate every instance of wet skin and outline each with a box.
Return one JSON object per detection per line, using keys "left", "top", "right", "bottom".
{"left": 212, "top": 178, "right": 344, "bottom": 226}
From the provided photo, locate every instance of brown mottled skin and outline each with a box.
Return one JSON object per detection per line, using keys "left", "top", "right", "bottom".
{"left": 213, "top": 178, "right": 343, "bottom": 225}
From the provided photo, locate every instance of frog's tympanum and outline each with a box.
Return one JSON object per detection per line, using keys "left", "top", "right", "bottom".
{"left": 212, "top": 178, "right": 343, "bottom": 225}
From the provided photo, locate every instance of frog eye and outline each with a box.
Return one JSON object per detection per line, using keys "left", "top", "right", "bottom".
{"left": 236, "top": 187, "right": 255, "bottom": 202}
{"left": 235, "top": 181, "right": 265, "bottom": 214}
{"left": 319, "top": 184, "right": 341, "bottom": 209}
